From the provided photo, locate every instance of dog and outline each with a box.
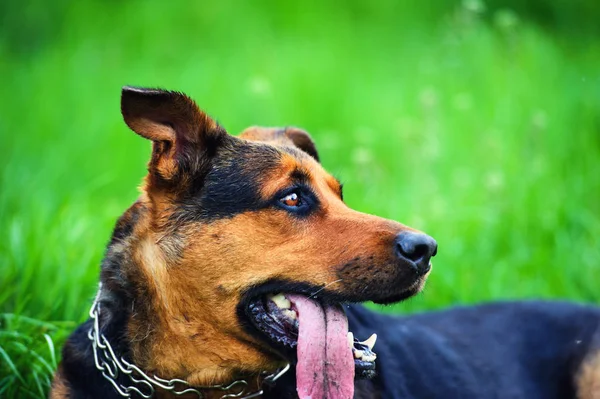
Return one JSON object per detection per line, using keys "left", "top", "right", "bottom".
{"left": 51, "top": 87, "right": 600, "bottom": 399}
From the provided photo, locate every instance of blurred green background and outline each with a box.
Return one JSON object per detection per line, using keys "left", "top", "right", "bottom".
{"left": 1, "top": 0, "right": 599, "bottom": 397}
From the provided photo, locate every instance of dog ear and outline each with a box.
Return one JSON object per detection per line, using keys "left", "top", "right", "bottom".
{"left": 121, "top": 86, "right": 226, "bottom": 184}
{"left": 240, "top": 126, "right": 320, "bottom": 162}
{"left": 284, "top": 127, "right": 319, "bottom": 162}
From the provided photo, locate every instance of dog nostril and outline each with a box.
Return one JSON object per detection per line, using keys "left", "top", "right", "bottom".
{"left": 399, "top": 242, "right": 429, "bottom": 263}
{"left": 395, "top": 232, "right": 437, "bottom": 273}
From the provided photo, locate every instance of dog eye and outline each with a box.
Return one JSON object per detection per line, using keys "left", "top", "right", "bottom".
{"left": 280, "top": 192, "right": 300, "bottom": 207}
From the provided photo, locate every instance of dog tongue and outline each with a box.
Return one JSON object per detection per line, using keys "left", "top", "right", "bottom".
{"left": 287, "top": 295, "right": 354, "bottom": 399}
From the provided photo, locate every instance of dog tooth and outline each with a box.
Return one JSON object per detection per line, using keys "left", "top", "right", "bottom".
{"left": 361, "top": 333, "right": 377, "bottom": 350}
{"left": 354, "top": 349, "right": 363, "bottom": 359}
{"left": 270, "top": 293, "right": 291, "bottom": 309}
{"left": 361, "top": 353, "right": 377, "bottom": 362}
{"left": 347, "top": 332, "right": 354, "bottom": 350}
{"left": 282, "top": 309, "right": 297, "bottom": 320}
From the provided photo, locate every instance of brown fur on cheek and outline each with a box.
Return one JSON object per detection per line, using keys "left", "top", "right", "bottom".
{"left": 181, "top": 205, "right": 415, "bottom": 302}
{"left": 124, "top": 220, "right": 287, "bottom": 386}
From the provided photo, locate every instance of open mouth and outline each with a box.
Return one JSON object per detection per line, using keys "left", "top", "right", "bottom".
{"left": 246, "top": 293, "right": 377, "bottom": 398}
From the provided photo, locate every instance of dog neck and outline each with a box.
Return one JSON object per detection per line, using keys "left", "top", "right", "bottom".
{"left": 87, "top": 286, "right": 290, "bottom": 399}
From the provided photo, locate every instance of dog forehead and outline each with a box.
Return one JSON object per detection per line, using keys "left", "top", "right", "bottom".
{"left": 223, "top": 139, "right": 340, "bottom": 201}
{"left": 257, "top": 150, "right": 338, "bottom": 198}
{"left": 214, "top": 137, "right": 314, "bottom": 179}
{"left": 172, "top": 138, "right": 338, "bottom": 223}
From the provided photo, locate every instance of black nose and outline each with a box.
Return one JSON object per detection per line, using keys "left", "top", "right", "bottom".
{"left": 394, "top": 232, "right": 437, "bottom": 275}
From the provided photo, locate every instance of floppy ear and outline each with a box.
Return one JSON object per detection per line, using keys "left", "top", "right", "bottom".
{"left": 121, "top": 86, "right": 226, "bottom": 184}
{"left": 240, "top": 126, "right": 320, "bottom": 162}
{"left": 284, "top": 127, "right": 319, "bottom": 162}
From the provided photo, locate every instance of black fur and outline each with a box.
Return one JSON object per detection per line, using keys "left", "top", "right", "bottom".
{"left": 173, "top": 139, "right": 279, "bottom": 222}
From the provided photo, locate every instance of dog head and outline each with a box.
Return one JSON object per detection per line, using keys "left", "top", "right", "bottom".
{"left": 104, "top": 87, "right": 437, "bottom": 393}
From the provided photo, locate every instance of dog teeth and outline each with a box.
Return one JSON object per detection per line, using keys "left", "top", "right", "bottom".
{"left": 360, "top": 333, "right": 377, "bottom": 350}
{"left": 270, "top": 293, "right": 291, "bottom": 309}
{"left": 347, "top": 332, "right": 354, "bottom": 350}
{"left": 282, "top": 309, "right": 297, "bottom": 320}
{"left": 352, "top": 333, "right": 378, "bottom": 362}
{"left": 361, "top": 353, "right": 377, "bottom": 362}
{"left": 353, "top": 349, "right": 377, "bottom": 362}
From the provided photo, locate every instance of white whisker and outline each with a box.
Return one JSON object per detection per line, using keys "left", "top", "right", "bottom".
{"left": 309, "top": 279, "right": 343, "bottom": 299}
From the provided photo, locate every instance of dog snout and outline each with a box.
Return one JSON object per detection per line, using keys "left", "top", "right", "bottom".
{"left": 394, "top": 232, "right": 437, "bottom": 275}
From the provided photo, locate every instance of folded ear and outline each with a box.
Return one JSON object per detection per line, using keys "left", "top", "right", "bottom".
{"left": 240, "top": 126, "right": 320, "bottom": 162}
{"left": 284, "top": 127, "right": 319, "bottom": 162}
{"left": 121, "top": 86, "right": 226, "bottom": 184}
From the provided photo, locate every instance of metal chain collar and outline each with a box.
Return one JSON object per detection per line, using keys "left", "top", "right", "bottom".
{"left": 88, "top": 291, "right": 290, "bottom": 399}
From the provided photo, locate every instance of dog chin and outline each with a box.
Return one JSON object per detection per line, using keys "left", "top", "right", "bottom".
{"left": 372, "top": 276, "right": 428, "bottom": 305}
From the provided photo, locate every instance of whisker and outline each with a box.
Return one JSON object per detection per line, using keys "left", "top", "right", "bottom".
{"left": 309, "top": 279, "right": 343, "bottom": 299}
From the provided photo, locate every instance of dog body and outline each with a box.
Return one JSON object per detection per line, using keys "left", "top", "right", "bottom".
{"left": 51, "top": 87, "right": 600, "bottom": 399}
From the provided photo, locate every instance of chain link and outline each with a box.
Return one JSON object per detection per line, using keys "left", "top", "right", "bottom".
{"left": 88, "top": 290, "right": 290, "bottom": 398}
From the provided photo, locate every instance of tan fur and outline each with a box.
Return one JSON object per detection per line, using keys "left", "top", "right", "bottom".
{"left": 578, "top": 350, "right": 600, "bottom": 399}
{"left": 239, "top": 126, "right": 284, "bottom": 142}
{"left": 134, "top": 237, "right": 172, "bottom": 310}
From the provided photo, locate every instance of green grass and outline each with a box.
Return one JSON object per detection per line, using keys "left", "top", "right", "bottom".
{"left": 1, "top": 0, "right": 600, "bottom": 397}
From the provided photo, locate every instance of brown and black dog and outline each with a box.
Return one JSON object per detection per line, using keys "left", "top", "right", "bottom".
{"left": 51, "top": 87, "right": 600, "bottom": 399}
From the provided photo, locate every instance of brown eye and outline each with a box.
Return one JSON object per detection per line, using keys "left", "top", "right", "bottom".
{"left": 281, "top": 192, "right": 300, "bottom": 207}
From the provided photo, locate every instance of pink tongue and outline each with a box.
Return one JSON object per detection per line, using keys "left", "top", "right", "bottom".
{"left": 287, "top": 295, "right": 354, "bottom": 399}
